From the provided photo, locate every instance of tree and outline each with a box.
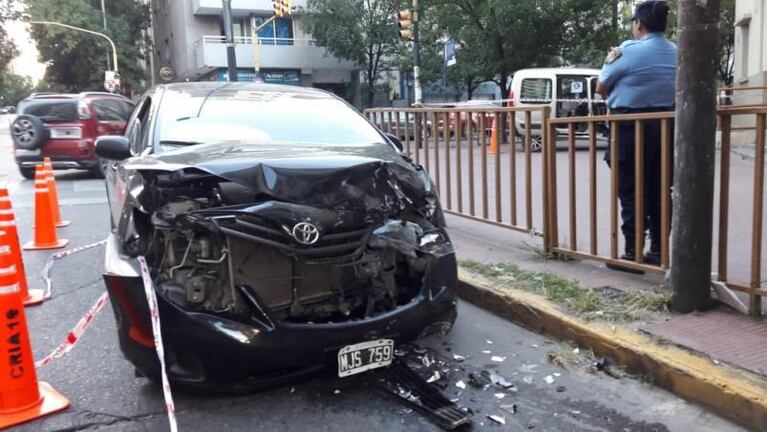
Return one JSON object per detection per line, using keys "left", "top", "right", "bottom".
{"left": 0, "top": 73, "right": 33, "bottom": 106}
{"left": 302, "top": 0, "right": 402, "bottom": 108}
{"left": 669, "top": 0, "right": 720, "bottom": 313}
{"left": 428, "top": 0, "right": 572, "bottom": 100}
{"left": 23, "top": 0, "right": 150, "bottom": 93}
{"left": 665, "top": 0, "right": 735, "bottom": 85}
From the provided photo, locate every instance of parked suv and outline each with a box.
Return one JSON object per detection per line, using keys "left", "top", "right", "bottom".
{"left": 11, "top": 92, "right": 134, "bottom": 179}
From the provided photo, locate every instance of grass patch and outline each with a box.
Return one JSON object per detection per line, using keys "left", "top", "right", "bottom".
{"left": 459, "top": 260, "right": 670, "bottom": 322}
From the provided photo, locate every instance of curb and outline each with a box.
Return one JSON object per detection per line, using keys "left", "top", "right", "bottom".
{"left": 457, "top": 268, "right": 767, "bottom": 431}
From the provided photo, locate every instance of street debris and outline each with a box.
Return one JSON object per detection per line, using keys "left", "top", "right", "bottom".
{"left": 486, "top": 339, "right": 494, "bottom": 344}
{"left": 523, "top": 376, "right": 534, "bottom": 384}
{"left": 491, "top": 355, "right": 506, "bottom": 362}
{"left": 556, "top": 386, "right": 567, "bottom": 392}
{"left": 481, "top": 350, "right": 492, "bottom": 354}
{"left": 519, "top": 363, "right": 538, "bottom": 373}
{"left": 452, "top": 354, "right": 466, "bottom": 362}
{"left": 289, "top": 387, "right": 295, "bottom": 394}
{"left": 494, "top": 393, "right": 505, "bottom": 399}
{"left": 376, "top": 362, "right": 472, "bottom": 430}
{"left": 334, "top": 389, "right": 341, "bottom": 395}
{"left": 501, "top": 404, "right": 518, "bottom": 415}
{"left": 456, "top": 380, "right": 467, "bottom": 389}
{"left": 543, "top": 375, "right": 555, "bottom": 384}
{"left": 487, "top": 415, "right": 506, "bottom": 425}
{"left": 427, "top": 371, "right": 442, "bottom": 383}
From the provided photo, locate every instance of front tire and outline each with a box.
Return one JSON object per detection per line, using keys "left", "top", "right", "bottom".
{"left": 18, "top": 166, "right": 35, "bottom": 180}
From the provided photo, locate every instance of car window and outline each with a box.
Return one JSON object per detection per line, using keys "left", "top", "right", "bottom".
{"left": 21, "top": 100, "right": 78, "bottom": 122}
{"left": 91, "top": 99, "right": 133, "bottom": 121}
{"left": 125, "top": 97, "right": 152, "bottom": 156}
{"left": 519, "top": 78, "right": 552, "bottom": 103}
{"left": 556, "top": 75, "right": 590, "bottom": 101}
{"left": 154, "top": 88, "right": 383, "bottom": 150}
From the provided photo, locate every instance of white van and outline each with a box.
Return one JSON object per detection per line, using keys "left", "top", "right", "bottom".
{"left": 510, "top": 68, "right": 607, "bottom": 150}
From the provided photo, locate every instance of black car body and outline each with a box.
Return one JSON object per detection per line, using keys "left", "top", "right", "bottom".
{"left": 98, "top": 82, "right": 457, "bottom": 391}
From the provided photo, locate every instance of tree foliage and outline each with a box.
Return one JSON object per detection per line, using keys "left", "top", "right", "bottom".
{"left": 23, "top": 0, "right": 150, "bottom": 93}
{"left": 302, "top": 0, "right": 402, "bottom": 108}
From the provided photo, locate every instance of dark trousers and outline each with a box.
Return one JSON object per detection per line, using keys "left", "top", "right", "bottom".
{"left": 605, "top": 109, "right": 673, "bottom": 254}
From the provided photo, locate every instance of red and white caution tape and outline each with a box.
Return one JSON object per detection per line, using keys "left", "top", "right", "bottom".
{"left": 41, "top": 239, "right": 107, "bottom": 300}
{"left": 138, "top": 255, "right": 178, "bottom": 432}
{"left": 35, "top": 291, "right": 109, "bottom": 367}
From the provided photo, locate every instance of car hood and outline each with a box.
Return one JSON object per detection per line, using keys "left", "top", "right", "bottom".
{"left": 123, "top": 141, "right": 435, "bottom": 214}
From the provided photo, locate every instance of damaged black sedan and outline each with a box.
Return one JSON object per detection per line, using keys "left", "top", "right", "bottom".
{"left": 96, "top": 82, "right": 457, "bottom": 391}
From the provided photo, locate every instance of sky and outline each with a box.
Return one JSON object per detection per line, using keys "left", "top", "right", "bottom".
{"left": 7, "top": 19, "right": 46, "bottom": 83}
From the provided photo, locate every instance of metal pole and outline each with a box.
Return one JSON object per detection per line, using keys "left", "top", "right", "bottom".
{"left": 100, "top": 0, "right": 109, "bottom": 71}
{"left": 222, "top": 0, "right": 238, "bottom": 82}
{"left": 412, "top": 0, "right": 421, "bottom": 105}
{"left": 669, "top": 0, "right": 721, "bottom": 312}
{"left": 443, "top": 42, "right": 447, "bottom": 101}
{"left": 29, "top": 20, "right": 118, "bottom": 71}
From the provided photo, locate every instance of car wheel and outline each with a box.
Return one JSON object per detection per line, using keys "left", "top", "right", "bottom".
{"left": 11, "top": 115, "right": 48, "bottom": 150}
{"left": 18, "top": 166, "right": 35, "bottom": 180}
{"left": 528, "top": 135, "right": 543, "bottom": 152}
{"left": 90, "top": 158, "right": 110, "bottom": 178}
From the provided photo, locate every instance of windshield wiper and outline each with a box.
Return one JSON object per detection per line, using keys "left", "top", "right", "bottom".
{"left": 159, "top": 140, "right": 202, "bottom": 146}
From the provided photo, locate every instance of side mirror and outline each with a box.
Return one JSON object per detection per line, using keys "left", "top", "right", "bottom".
{"left": 385, "top": 133, "right": 404, "bottom": 153}
{"left": 95, "top": 135, "right": 131, "bottom": 161}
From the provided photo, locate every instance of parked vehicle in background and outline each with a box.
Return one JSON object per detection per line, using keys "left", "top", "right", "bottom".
{"left": 372, "top": 111, "right": 433, "bottom": 140}
{"left": 0, "top": 106, "right": 16, "bottom": 114}
{"left": 509, "top": 68, "right": 607, "bottom": 151}
{"left": 11, "top": 92, "right": 134, "bottom": 179}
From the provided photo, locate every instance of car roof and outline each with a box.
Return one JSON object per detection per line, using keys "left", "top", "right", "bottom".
{"left": 157, "top": 81, "right": 336, "bottom": 99}
{"left": 24, "top": 92, "right": 132, "bottom": 102}
{"left": 514, "top": 67, "right": 601, "bottom": 77}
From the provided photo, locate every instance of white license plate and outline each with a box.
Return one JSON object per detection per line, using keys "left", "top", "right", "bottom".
{"left": 338, "top": 339, "right": 394, "bottom": 377}
{"left": 15, "top": 149, "right": 41, "bottom": 157}
{"left": 50, "top": 127, "right": 82, "bottom": 139}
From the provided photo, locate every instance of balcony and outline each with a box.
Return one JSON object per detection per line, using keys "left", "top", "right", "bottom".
{"left": 193, "top": 0, "right": 308, "bottom": 16}
{"left": 192, "top": 35, "right": 356, "bottom": 74}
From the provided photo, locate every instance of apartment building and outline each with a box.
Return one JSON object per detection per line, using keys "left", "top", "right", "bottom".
{"left": 150, "top": 0, "right": 358, "bottom": 97}
{"left": 734, "top": 0, "right": 766, "bottom": 89}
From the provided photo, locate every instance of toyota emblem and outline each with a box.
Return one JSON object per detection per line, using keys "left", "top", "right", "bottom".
{"left": 292, "top": 222, "right": 320, "bottom": 245}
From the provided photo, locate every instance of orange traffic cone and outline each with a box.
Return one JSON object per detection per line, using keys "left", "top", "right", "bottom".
{"left": 23, "top": 166, "right": 68, "bottom": 250}
{"left": 0, "top": 185, "right": 44, "bottom": 305}
{"left": 42, "top": 158, "right": 70, "bottom": 227}
{"left": 0, "top": 230, "right": 69, "bottom": 428}
{"left": 488, "top": 116, "right": 499, "bottom": 155}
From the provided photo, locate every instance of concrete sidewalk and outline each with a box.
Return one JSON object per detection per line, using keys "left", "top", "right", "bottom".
{"left": 447, "top": 213, "right": 767, "bottom": 429}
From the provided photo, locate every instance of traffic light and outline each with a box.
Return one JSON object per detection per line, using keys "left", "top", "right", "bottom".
{"left": 396, "top": 10, "right": 413, "bottom": 40}
{"left": 273, "top": 0, "right": 292, "bottom": 18}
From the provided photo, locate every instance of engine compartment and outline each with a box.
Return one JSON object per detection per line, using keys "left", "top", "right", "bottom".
{"left": 122, "top": 160, "right": 453, "bottom": 325}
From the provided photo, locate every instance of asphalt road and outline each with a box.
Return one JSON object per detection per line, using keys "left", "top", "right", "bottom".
{"left": 0, "top": 117, "right": 742, "bottom": 431}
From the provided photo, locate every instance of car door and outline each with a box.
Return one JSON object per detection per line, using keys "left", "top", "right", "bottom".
{"left": 105, "top": 96, "right": 151, "bottom": 231}
{"left": 91, "top": 98, "right": 133, "bottom": 137}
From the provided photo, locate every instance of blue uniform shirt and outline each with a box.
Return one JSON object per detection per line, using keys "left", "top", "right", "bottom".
{"left": 599, "top": 33, "right": 677, "bottom": 109}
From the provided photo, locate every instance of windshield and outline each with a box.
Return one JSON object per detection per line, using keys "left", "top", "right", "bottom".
{"left": 155, "top": 87, "right": 384, "bottom": 151}
{"left": 20, "top": 100, "right": 78, "bottom": 122}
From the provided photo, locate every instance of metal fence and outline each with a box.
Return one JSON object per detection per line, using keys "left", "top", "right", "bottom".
{"left": 365, "top": 104, "right": 767, "bottom": 317}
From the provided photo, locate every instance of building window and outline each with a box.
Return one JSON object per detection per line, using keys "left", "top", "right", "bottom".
{"left": 253, "top": 16, "right": 293, "bottom": 45}
{"left": 219, "top": 17, "right": 248, "bottom": 38}
{"left": 740, "top": 24, "right": 750, "bottom": 81}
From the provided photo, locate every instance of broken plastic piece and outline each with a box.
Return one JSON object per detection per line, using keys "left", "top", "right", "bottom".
{"left": 334, "top": 389, "right": 341, "bottom": 394}
{"left": 543, "top": 375, "right": 555, "bottom": 384}
{"left": 491, "top": 356, "right": 506, "bottom": 362}
{"left": 494, "top": 393, "right": 505, "bottom": 399}
{"left": 468, "top": 372, "right": 491, "bottom": 389}
{"left": 500, "top": 404, "right": 518, "bottom": 415}
{"left": 455, "top": 380, "right": 466, "bottom": 389}
{"left": 481, "top": 350, "right": 492, "bottom": 354}
{"left": 452, "top": 354, "right": 466, "bottom": 362}
{"left": 427, "top": 371, "right": 441, "bottom": 383}
{"left": 377, "top": 362, "right": 472, "bottom": 430}
{"left": 486, "top": 340, "right": 493, "bottom": 344}
{"left": 487, "top": 415, "right": 506, "bottom": 425}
